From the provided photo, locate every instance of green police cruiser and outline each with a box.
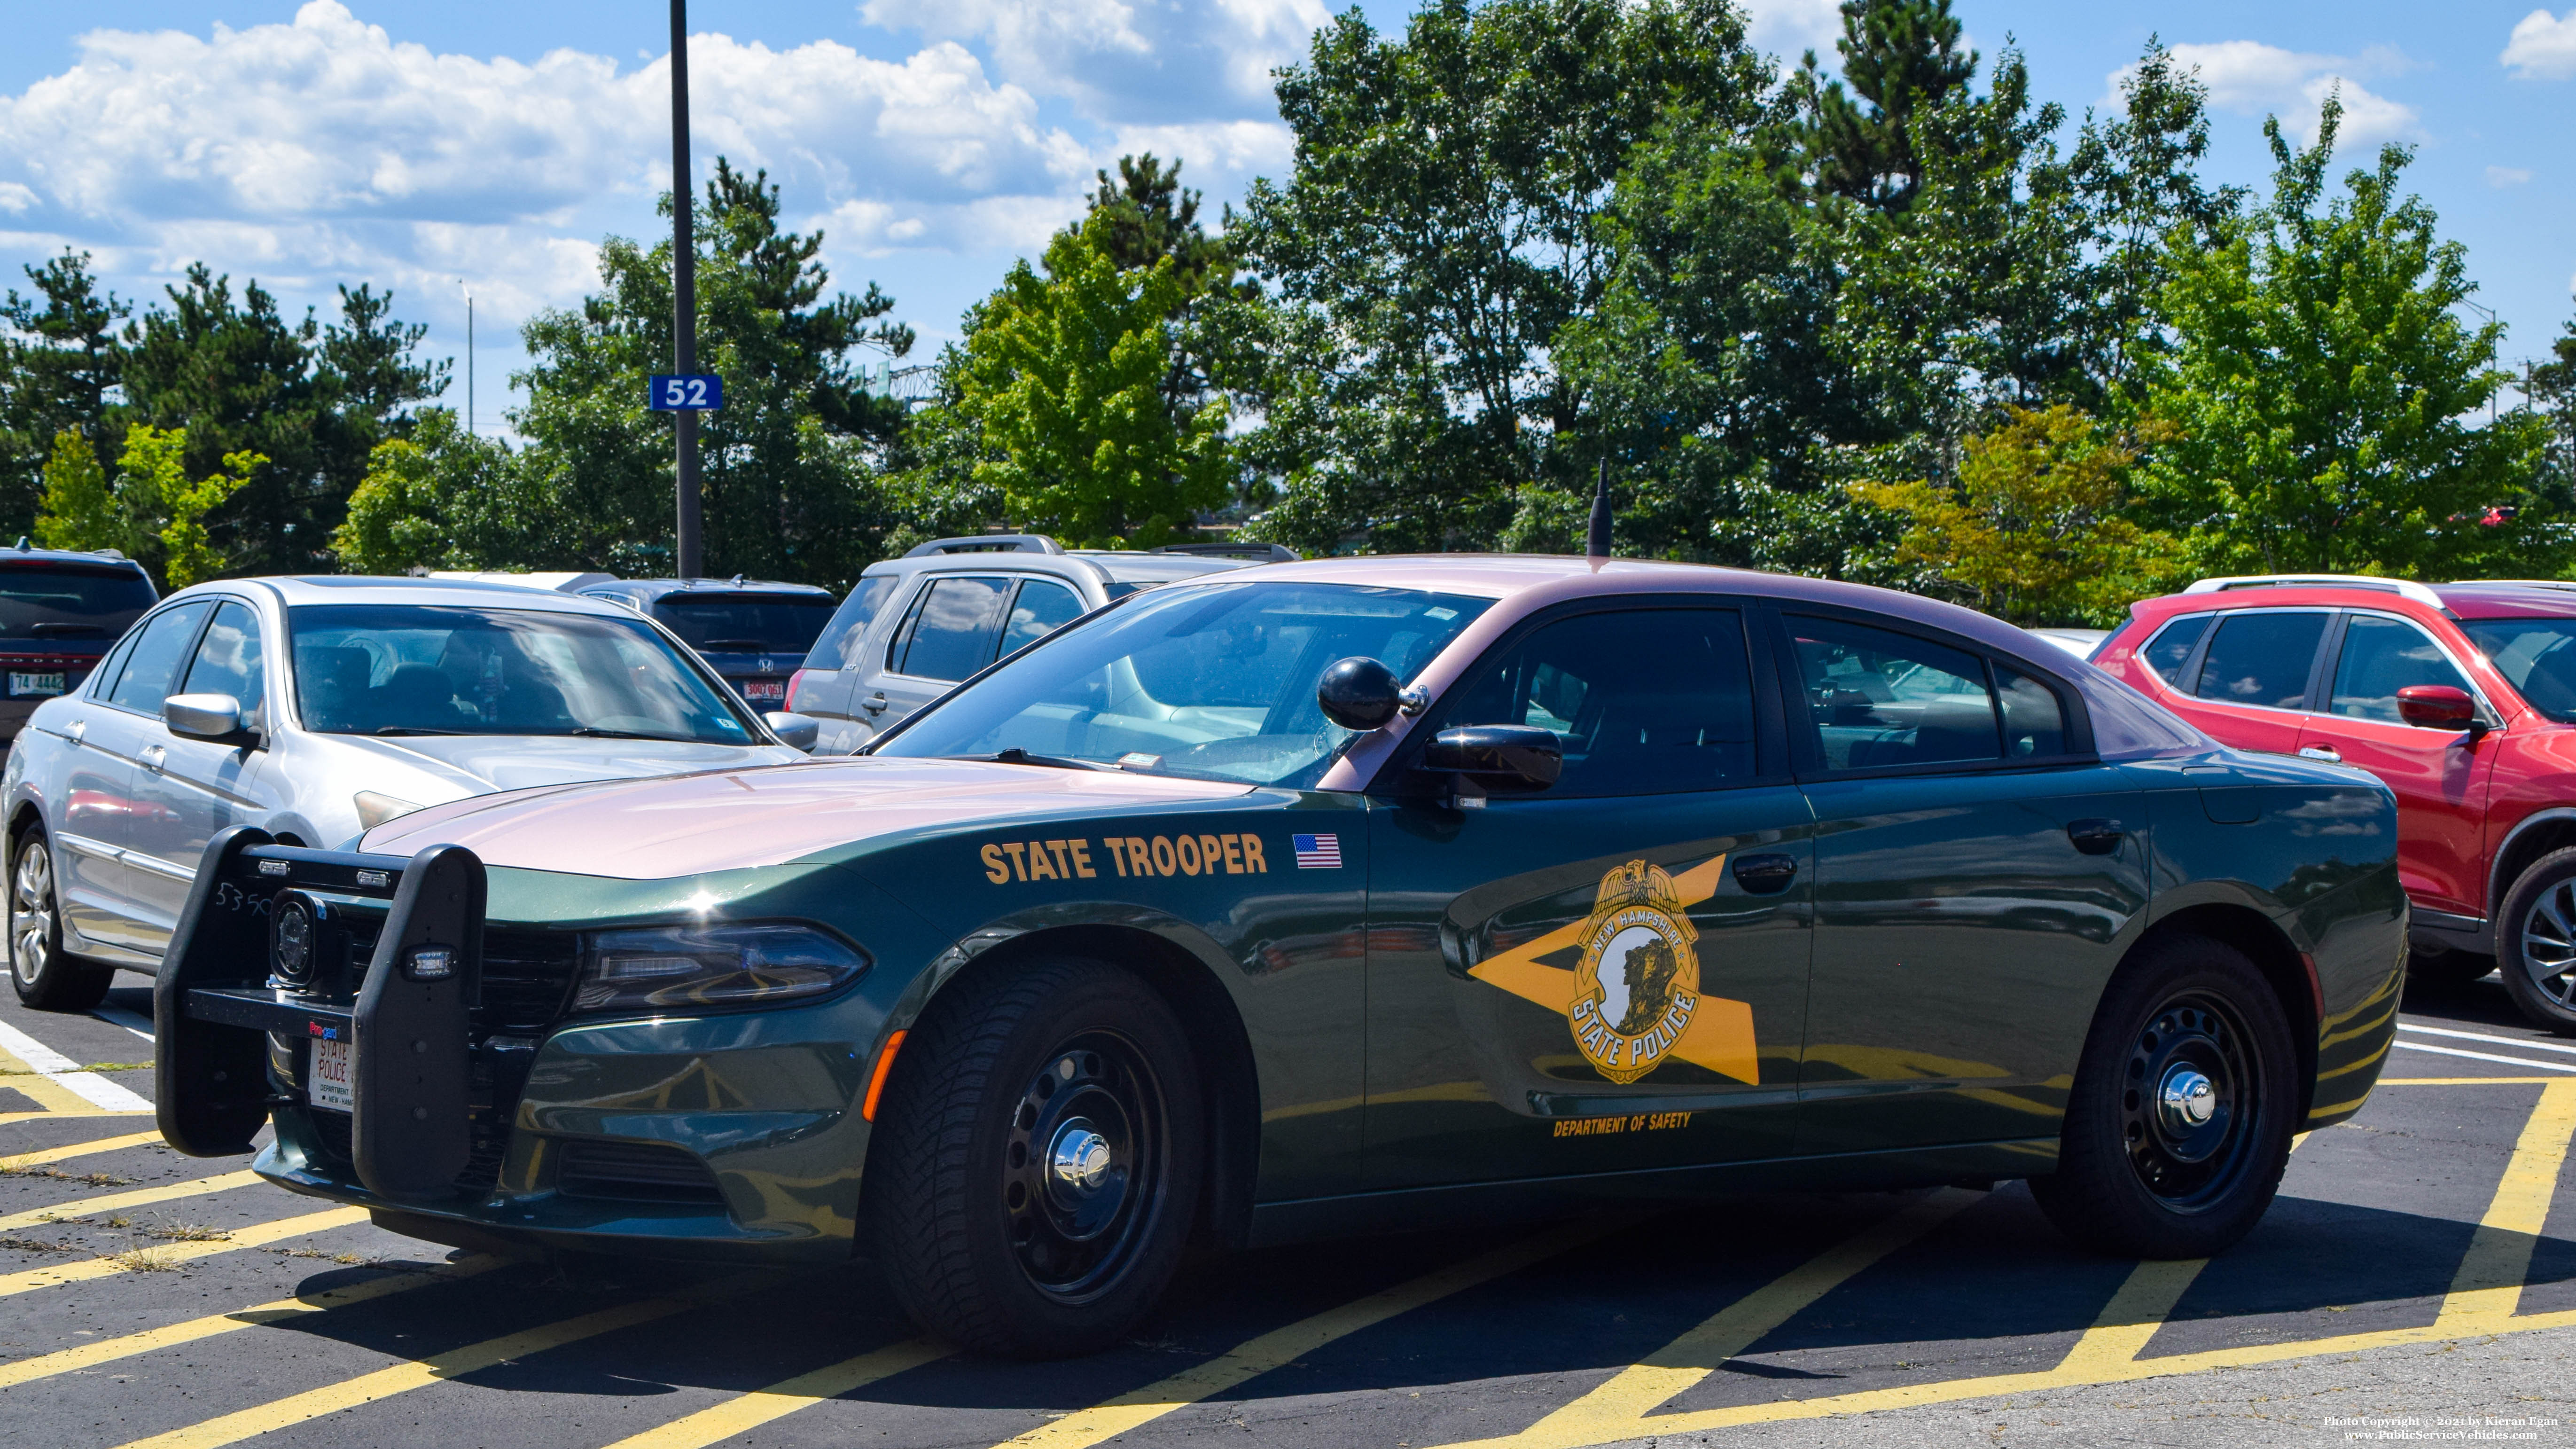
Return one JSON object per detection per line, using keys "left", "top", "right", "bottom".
{"left": 154, "top": 556, "right": 2405, "bottom": 1356}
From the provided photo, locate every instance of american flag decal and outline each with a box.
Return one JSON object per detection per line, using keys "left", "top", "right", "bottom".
{"left": 1292, "top": 834, "right": 1343, "bottom": 869}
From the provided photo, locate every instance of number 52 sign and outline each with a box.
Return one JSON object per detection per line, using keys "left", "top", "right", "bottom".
{"left": 648, "top": 374, "right": 724, "bottom": 411}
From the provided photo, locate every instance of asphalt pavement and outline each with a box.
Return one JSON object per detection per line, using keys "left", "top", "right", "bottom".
{"left": 3, "top": 970, "right": 2572, "bottom": 1449}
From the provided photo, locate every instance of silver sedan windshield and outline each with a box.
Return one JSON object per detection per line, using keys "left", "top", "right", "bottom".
{"left": 874, "top": 581, "right": 1492, "bottom": 787}
{"left": 288, "top": 604, "right": 755, "bottom": 744}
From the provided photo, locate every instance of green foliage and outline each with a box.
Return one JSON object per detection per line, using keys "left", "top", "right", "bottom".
{"left": 2139, "top": 97, "right": 2555, "bottom": 578}
{"left": 1, "top": 255, "right": 127, "bottom": 541}
{"left": 331, "top": 408, "right": 529, "bottom": 575}
{"left": 1850, "top": 406, "right": 2186, "bottom": 626}
{"left": 2534, "top": 315, "right": 2576, "bottom": 502}
{"left": 1776, "top": 0, "right": 1977, "bottom": 214}
{"left": 37, "top": 423, "right": 264, "bottom": 587}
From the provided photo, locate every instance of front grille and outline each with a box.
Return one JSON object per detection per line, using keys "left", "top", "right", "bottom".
{"left": 480, "top": 930, "right": 582, "bottom": 1033}
{"left": 556, "top": 1139, "right": 726, "bottom": 1205}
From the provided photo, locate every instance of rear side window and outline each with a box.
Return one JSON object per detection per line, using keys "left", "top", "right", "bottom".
{"left": 1996, "top": 664, "right": 2065, "bottom": 757}
{"left": 2192, "top": 612, "right": 2327, "bottom": 710}
{"left": 1439, "top": 608, "right": 1759, "bottom": 795}
{"left": 2139, "top": 614, "right": 2210, "bottom": 684}
{"left": 105, "top": 601, "right": 213, "bottom": 714}
{"left": 0, "top": 564, "right": 155, "bottom": 641}
{"left": 817, "top": 575, "right": 899, "bottom": 669}
{"left": 1788, "top": 617, "right": 2001, "bottom": 770}
{"left": 895, "top": 577, "right": 1011, "bottom": 681}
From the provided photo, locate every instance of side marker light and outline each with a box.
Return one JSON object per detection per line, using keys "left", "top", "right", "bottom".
{"left": 862, "top": 1030, "right": 908, "bottom": 1122}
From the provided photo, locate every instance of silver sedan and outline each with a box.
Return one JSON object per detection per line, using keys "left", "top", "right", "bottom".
{"left": 4, "top": 577, "right": 813, "bottom": 1009}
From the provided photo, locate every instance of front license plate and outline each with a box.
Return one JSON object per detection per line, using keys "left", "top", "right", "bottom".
{"left": 309, "top": 1036, "right": 355, "bottom": 1113}
{"left": 742, "top": 679, "right": 785, "bottom": 702}
{"left": 8, "top": 672, "right": 64, "bottom": 698}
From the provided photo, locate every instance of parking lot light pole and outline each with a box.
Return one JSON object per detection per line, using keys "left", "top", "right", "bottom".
{"left": 670, "top": 0, "right": 703, "bottom": 579}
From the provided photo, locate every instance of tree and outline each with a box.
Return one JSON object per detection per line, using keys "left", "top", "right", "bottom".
{"left": 2534, "top": 314, "right": 2576, "bottom": 501}
{"left": 331, "top": 408, "right": 532, "bottom": 575}
{"left": 1850, "top": 405, "right": 2184, "bottom": 625}
{"left": 37, "top": 423, "right": 264, "bottom": 588}
{"left": 0, "top": 252, "right": 129, "bottom": 541}
{"left": 1775, "top": 0, "right": 1977, "bottom": 214}
{"left": 2139, "top": 96, "right": 2554, "bottom": 578}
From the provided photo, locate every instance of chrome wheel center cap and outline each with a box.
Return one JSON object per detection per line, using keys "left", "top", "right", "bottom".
{"left": 1048, "top": 1120, "right": 1112, "bottom": 1193}
{"left": 2158, "top": 1066, "right": 2217, "bottom": 1130}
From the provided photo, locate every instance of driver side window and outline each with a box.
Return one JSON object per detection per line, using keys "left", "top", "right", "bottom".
{"left": 1436, "top": 608, "right": 1759, "bottom": 797}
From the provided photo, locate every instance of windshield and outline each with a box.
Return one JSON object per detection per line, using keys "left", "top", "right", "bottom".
{"left": 2463, "top": 618, "right": 2576, "bottom": 721}
{"left": 875, "top": 581, "right": 1493, "bottom": 787}
{"left": 288, "top": 604, "right": 757, "bottom": 744}
{"left": 650, "top": 595, "right": 835, "bottom": 654}
{"left": 0, "top": 564, "right": 155, "bottom": 640}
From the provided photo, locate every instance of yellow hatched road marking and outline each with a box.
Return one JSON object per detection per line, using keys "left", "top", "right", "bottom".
{"left": 104, "top": 1273, "right": 771, "bottom": 1449}
{"left": 0, "top": 1255, "right": 503, "bottom": 1392}
{"left": 0, "top": 1206, "right": 370, "bottom": 1298}
{"left": 0, "top": 1042, "right": 115, "bottom": 1114}
{"left": 2435, "top": 1077, "right": 2576, "bottom": 1332}
{"left": 0, "top": 1109, "right": 153, "bottom": 1126}
{"left": 0, "top": 1169, "right": 263, "bottom": 1233}
{"left": 1430, "top": 1191, "right": 1980, "bottom": 1449}
{"left": 0, "top": 1128, "right": 166, "bottom": 1168}
{"left": 2381, "top": 1077, "right": 2562, "bottom": 1086}
{"left": 595, "top": 1339, "right": 950, "bottom": 1449}
{"left": 998, "top": 1216, "right": 1632, "bottom": 1449}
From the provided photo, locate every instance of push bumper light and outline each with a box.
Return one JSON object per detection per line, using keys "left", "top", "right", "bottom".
{"left": 574, "top": 922, "right": 868, "bottom": 1013}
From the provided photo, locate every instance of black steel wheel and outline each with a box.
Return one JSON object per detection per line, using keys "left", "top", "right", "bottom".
{"left": 8, "top": 825, "right": 109, "bottom": 1012}
{"left": 2032, "top": 934, "right": 2297, "bottom": 1258}
{"left": 867, "top": 955, "right": 1204, "bottom": 1357}
{"left": 2500, "top": 847, "right": 2576, "bottom": 1036}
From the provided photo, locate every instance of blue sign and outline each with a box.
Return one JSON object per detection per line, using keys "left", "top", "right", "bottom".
{"left": 648, "top": 374, "right": 724, "bottom": 411}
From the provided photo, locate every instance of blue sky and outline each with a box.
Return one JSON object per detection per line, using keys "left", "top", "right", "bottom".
{"left": 0, "top": 0, "right": 2568, "bottom": 433}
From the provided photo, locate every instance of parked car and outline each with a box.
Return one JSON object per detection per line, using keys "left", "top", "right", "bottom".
{"left": 5, "top": 577, "right": 811, "bottom": 1010}
{"left": 576, "top": 577, "right": 839, "bottom": 712}
{"left": 2093, "top": 572, "right": 2576, "bottom": 1032}
{"left": 786, "top": 535, "right": 1291, "bottom": 754}
{"left": 155, "top": 556, "right": 2397, "bottom": 1359}
{"left": 2028, "top": 626, "right": 2109, "bottom": 659}
{"left": 0, "top": 544, "right": 156, "bottom": 748}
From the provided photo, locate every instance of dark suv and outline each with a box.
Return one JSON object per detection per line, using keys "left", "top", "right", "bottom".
{"left": 0, "top": 545, "right": 156, "bottom": 747}
{"left": 578, "top": 577, "right": 838, "bottom": 710}
{"left": 2095, "top": 572, "right": 2576, "bottom": 1034}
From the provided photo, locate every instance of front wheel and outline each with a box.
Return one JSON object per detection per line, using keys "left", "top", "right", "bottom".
{"left": 2499, "top": 847, "right": 2576, "bottom": 1036}
{"left": 2031, "top": 934, "right": 2298, "bottom": 1259}
{"left": 8, "top": 826, "right": 110, "bottom": 1012}
{"left": 866, "top": 956, "right": 1204, "bottom": 1358}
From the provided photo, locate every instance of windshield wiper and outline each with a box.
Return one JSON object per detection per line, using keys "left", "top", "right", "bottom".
{"left": 699, "top": 639, "right": 768, "bottom": 651}
{"left": 568, "top": 726, "right": 697, "bottom": 742}
{"left": 373, "top": 726, "right": 471, "bottom": 736}
{"left": 953, "top": 748, "right": 1110, "bottom": 771}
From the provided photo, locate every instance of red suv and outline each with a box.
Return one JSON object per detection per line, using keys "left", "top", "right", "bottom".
{"left": 2096, "top": 573, "right": 2576, "bottom": 1033}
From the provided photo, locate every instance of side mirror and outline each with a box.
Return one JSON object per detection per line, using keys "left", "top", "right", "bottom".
{"left": 164, "top": 693, "right": 245, "bottom": 743}
{"left": 1421, "top": 725, "right": 1563, "bottom": 790}
{"left": 1318, "top": 657, "right": 1405, "bottom": 732}
{"left": 762, "top": 711, "right": 821, "bottom": 751}
{"left": 2396, "top": 685, "right": 2478, "bottom": 731}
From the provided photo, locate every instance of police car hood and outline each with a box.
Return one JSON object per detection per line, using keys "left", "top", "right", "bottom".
{"left": 357, "top": 756, "right": 1257, "bottom": 879}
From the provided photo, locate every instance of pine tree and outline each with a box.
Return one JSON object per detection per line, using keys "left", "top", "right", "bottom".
{"left": 1780, "top": 0, "right": 1978, "bottom": 213}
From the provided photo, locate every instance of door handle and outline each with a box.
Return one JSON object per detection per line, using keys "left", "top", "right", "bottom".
{"left": 2066, "top": 818, "right": 2125, "bottom": 855}
{"left": 141, "top": 745, "right": 166, "bottom": 775}
{"left": 1732, "top": 853, "right": 1799, "bottom": 894}
{"left": 862, "top": 692, "right": 889, "bottom": 716}
{"left": 2297, "top": 744, "right": 2341, "bottom": 764}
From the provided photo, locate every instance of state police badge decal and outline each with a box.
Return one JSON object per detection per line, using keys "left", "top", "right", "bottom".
{"left": 1569, "top": 860, "right": 1701, "bottom": 1084}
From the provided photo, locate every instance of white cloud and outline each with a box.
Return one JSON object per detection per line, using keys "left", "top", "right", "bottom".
{"left": 1740, "top": 0, "right": 1843, "bottom": 58}
{"left": 2128, "top": 41, "right": 2424, "bottom": 151}
{"left": 859, "top": 0, "right": 1327, "bottom": 126}
{"left": 2505, "top": 9, "right": 2576, "bottom": 78}
{"left": 2488, "top": 164, "right": 2535, "bottom": 186}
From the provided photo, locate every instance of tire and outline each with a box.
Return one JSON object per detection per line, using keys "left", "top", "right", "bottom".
{"left": 2407, "top": 946, "right": 2495, "bottom": 989}
{"left": 866, "top": 956, "right": 1205, "bottom": 1358}
{"left": 2497, "top": 846, "right": 2576, "bottom": 1036}
{"left": 2030, "top": 934, "right": 2299, "bottom": 1259}
{"left": 8, "top": 826, "right": 110, "bottom": 1012}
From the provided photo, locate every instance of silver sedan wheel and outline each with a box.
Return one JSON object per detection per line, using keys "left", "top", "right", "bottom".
{"left": 11, "top": 839, "right": 55, "bottom": 988}
{"left": 2518, "top": 878, "right": 2576, "bottom": 1008}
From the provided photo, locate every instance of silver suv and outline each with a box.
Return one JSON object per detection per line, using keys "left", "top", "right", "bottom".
{"left": 787, "top": 536, "right": 1288, "bottom": 754}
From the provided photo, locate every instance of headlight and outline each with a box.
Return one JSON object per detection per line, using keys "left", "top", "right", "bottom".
{"left": 572, "top": 922, "right": 869, "bottom": 1014}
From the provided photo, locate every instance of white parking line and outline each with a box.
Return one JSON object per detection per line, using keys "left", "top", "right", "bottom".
{"left": 2397, "top": 1022, "right": 2576, "bottom": 1057}
{"left": 0, "top": 1017, "right": 151, "bottom": 1111}
{"left": 2394, "top": 1039, "right": 2576, "bottom": 1074}
{"left": 89, "top": 1005, "right": 155, "bottom": 1041}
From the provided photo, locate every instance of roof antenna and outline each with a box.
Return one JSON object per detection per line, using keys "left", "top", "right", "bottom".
{"left": 1585, "top": 461, "right": 1613, "bottom": 564}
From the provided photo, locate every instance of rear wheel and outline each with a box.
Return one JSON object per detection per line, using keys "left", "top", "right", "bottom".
{"left": 2500, "top": 848, "right": 2576, "bottom": 1036}
{"left": 866, "top": 956, "right": 1204, "bottom": 1358}
{"left": 8, "top": 827, "right": 110, "bottom": 1012}
{"left": 2031, "top": 935, "right": 2298, "bottom": 1259}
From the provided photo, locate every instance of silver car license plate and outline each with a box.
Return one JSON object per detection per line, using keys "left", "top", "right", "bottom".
{"left": 309, "top": 1036, "right": 356, "bottom": 1112}
{"left": 8, "top": 672, "right": 65, "bottom": 697}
